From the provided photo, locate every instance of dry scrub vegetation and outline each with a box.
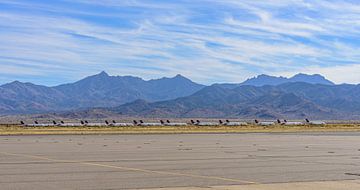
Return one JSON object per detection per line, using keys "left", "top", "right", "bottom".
{"left": 1, "top": 124, "right": 360, "bottom": 135}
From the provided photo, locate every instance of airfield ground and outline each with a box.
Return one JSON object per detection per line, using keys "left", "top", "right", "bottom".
{"left": 1, "top": 124, "right": 360, "bottom": 135}
{"left": 1, "top": 132, "right": 360, "bottom": 189}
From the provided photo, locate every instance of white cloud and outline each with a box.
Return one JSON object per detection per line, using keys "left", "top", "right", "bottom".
{"left": 1, "top": 0, "right": 360, "bottom": 85}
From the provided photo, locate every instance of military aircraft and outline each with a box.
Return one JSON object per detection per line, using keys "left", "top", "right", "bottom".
{"left": 282, "top": 119, "right": 304, "bottom": 125}
{"left": 82, "top": 120, "right": 106, "bottom": 127}
{"left": 190, "top": 120, "right": 218, "bottom": 126}
{"left": 160, "top": 120, "right": 187, "bottom": 126}
{"left": 106, "top": 120, "right": 134, "bottom": 126}
{"left": 255, "top": 119, "right": 275, "bottom": 126}
{"left": 20, "top": 121, "right": 54, "bottom": 127}
{"left": 137, "top": 120, "right": 163, "bottom": 126}
{"left": 220, "top": 119, "right": 248, "bottom": 126}
{"left": 56, "top": 121, "right": 81, "bottom": 127}
{"left": 305, "top": 118, "right": 326, "bottom": 125}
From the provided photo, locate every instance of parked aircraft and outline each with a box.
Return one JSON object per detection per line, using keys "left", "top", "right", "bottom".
{"left": 19, "top": 118, "right": 326, "bottom": 128}
{"left": 160, "top": 120, "right": 187, "bottom": 126}
{"left": 255, "top": 119, "right": 275, "bottom": 126}
{"left": 106, "top": 120, "right": 134, "bottom": 127}
{"left": 282, "top": 119, "right": 304, "bottom": 125}
{"left": 220, "top": 119, "right": 248, "bottom": 126}
{"left": 191, "top": 120, "right": 218, "bottom": 126}
{"left": 137, "top": 120, "right": 162, "bottom": 126}
{"left": 276, "top": 119, "right": 285, "bottom": 125}
{"left": 20, "top": 121, "right": 54, "bottom": 127}
{"left": 305, "top": 119, "right": 326, "bottom": 125}
{"left": 83, "top": 120, "right": 106, "bottom": 126}
{"left": 56, "top": 121, "right": 81, "bottom": 127}
{"left": 133, "top": 120, "right": 139, "bottom": 126}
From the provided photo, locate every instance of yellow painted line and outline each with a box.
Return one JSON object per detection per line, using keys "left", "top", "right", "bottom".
{"left": 0, "top": 151, "right": 258, "bottom": 184}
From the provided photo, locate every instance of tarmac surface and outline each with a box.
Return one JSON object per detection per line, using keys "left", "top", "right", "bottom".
{"left": 1, "top": 132, "right": 360, "bottom": 189}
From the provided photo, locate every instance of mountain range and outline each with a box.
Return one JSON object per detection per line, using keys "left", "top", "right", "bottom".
{"left": 0, "top": 72, "right": 203, "bottom": 114}
{"left": 2, "top": 72, "right": 359, "bottom": 119}
{"left": 109, "top": 82, "right": 360, "bottom": 119}
{"left": 241, "top": 73, "right": 334, "bottom": 86}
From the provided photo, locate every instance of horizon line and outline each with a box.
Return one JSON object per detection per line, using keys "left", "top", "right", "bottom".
{"left": 0, "top": 71, "right": 351, "bottom": 87}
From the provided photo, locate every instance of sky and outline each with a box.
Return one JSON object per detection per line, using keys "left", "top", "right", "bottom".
{"left": 1, "top": 0, "right": 360, "bottom": 86}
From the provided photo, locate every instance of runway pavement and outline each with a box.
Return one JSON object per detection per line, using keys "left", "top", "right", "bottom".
{"left": 1, "top": 132, "right": 360, "bottom": 189}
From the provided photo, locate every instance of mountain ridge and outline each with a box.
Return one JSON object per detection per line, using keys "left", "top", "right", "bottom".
{"left": 240, "top": 73, "right": 334, "bottom": 86}
{"left": 103, "top": 82, "right": 351, "bottom": 119}
{"left": 0, "top": 72, "right": 351, "bottom": 118}
{"left": 0, "top": 72, "right": 204, "bottom": 114}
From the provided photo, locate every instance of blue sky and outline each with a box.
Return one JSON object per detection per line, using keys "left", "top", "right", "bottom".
{"left": 1, "top": 0, "right": 360, "bottom": 86}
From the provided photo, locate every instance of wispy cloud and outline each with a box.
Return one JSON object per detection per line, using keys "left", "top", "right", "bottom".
{"left": 0, "top": 0, "right": 360, "bottom": 85}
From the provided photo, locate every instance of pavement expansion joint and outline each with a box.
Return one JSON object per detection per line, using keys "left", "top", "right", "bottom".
{"left": 0, "top": 151, "right": 259, "bottom": 185}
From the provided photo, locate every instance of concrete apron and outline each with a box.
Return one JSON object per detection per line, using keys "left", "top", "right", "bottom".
{"left": 134, "top": 180, "right": 360, "bottom": 190}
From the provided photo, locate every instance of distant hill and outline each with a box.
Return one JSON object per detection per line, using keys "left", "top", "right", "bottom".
{"left": 0, "top": 72, "right": 204, "bottom": 114}
{"left": 1, "top": 72, "right": 353, "bottom": 119}
{"left": 94, "top": 82, "right": 360, "bottom": 119}
{"left": 0, "top": 81, "right": 67, "bottom": 114}
{"left": 54, "top": 72, "right": 204, "bottom": 109}
{"left": 240, "top": 73, "right": 334, "bottom": 86}
{"left": 105, "top": 83, "right": 339, "bottom": 119}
